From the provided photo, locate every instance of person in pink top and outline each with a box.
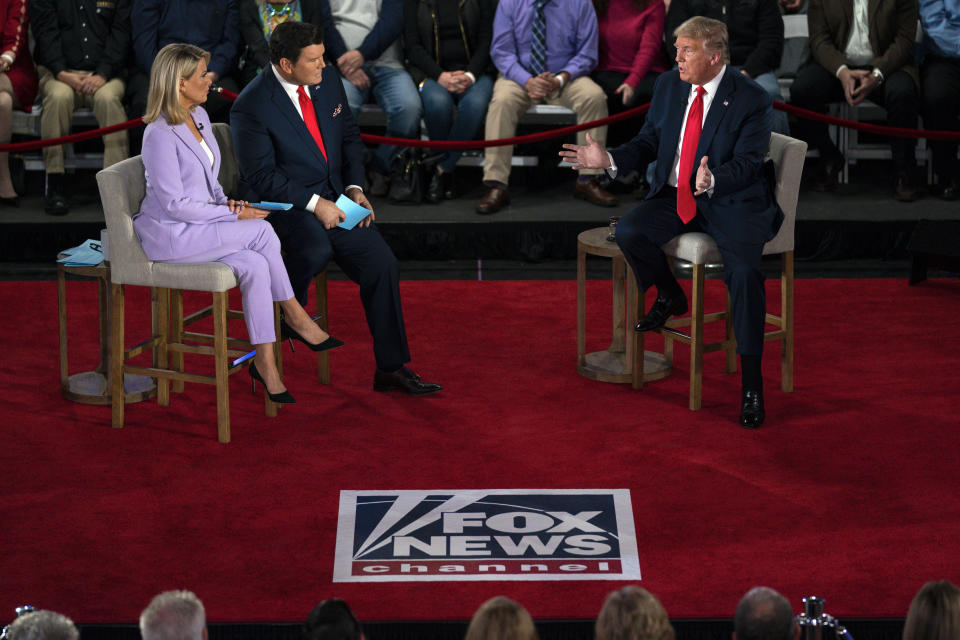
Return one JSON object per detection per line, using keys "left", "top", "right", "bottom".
{"left": 591, "top": 0, "right": 667, "bottom": 149}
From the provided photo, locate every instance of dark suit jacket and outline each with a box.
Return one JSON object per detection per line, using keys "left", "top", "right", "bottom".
{"left": 807, "top": 0, "right": 919, "bottom": 88}
{"left": 229, "top": 65, "right": 366, "bottom": 207}
{"left": 611, "top": 67, "right": 782, "bottom": 245}
{"left": 132, "top": 0, "right": 241, "bottom": 77}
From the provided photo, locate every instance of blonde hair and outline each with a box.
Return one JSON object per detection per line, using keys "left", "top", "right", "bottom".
{"left": 595, "top": 587, "right": 674, "bottom": 640}
{"left": 903, "top": 581, "right": 960, "bottom": 640}
{"left": 674, "top": 16, "right": 730, "bottom": 64}
{"left": 143, "top": 43, "right": 211, "bottom": 125}
{"left": 464, "top": 597, "right": 539, "bottom": 640}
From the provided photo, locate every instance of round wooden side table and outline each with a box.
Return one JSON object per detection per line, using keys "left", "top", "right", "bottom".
{"left": 577, "top": 227, "right": 671, "bottom": 388}
{"left": 57, "top": 260, "right": 156, "bottom": 405}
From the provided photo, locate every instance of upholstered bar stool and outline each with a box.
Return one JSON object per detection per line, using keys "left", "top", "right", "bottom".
{"left": 637, "top": 133, "right": 807, "bottom": 410}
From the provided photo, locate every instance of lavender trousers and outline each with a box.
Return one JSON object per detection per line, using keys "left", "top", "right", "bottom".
{"left": 161, "top": 219, "right": 295, "bottom": 345}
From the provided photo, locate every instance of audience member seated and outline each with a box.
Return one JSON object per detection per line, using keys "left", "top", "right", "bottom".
{"left": 130, "top": 0, "right": 243, "bottom": 124}
{"left": 903, "top": 580, "right": 960, "bottom": 640}
{"left": 140, "top": 590, "right": 206, "bottom": 640}
{"left": 403, "top": 0, "right": 495, "bottom": 203}
{"left": 465, "top": 596, "right": 539, "bottom": 640}
{"left": 666, "top": 0, "right": 789, "bottom": 135}
{"left": 0, "top": 0, "right": 37, "bottom": 207}
{"left": 590, "top": 0, "right": 666, "bottom": 195}
{"left": 136, "top": 43, "right": 342, "bottom": 406}
{"left": 476, "top": 0, "right": 616, "bottom": 214}
{"left": 595, "top": 586, "right": 675, "bottom": 640}
{"left": 323, "top": 0, "right": 422, "bottom": 196}
{"left": 303, "top": 599, "right": 363, "bottom": 640}
{"left": 734, "top": 587, "right": 799, "bottom": 640}
{"left": 918, "top": 0, "right": 960, "bottom": 201}
{"left": 239, "top": 0, "right": 332, "bottom": 87}
{"left": 790, "top": 0, "right": 920, "bottom": 201}
{"left": 29, "top": 0, "right": 130, "bottom": 216}
{"left": 4, "top": 610, "right": 78, "bottom": 640}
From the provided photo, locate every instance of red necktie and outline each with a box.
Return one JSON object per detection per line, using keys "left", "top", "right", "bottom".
{"left": 297, "top": 85, "right": 328, "bottom": 162}
{"left": 676, "top": 86, "right": 706, "bottom": 224}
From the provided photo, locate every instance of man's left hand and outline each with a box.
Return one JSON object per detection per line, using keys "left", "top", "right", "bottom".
{"left": 849, "top": 69, "right": 878, "bottom": 105}
{"left": 694, "top": 155, "right": 712, "bottom": 195}
{"left": 347, "top": 187, "right": 375, "bottom": 228}
{"left": 80, "top": 73, "right": 107, "bottom": 95}
{"left": 338, "top": 50, "right": 365, "bottom": 76}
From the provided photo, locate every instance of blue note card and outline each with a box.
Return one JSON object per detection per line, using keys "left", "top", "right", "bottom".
{"left": 57, "top": 239, "right": 104, "bottom": 266}
{"left": 250, "top": 201, "right": 293, "bottom": 211}
{"left": 336, "top": 194, "right": 372, "bottom": 230}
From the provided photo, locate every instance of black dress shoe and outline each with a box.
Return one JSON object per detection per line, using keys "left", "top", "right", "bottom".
{"left": 635, "top": 293, "right": 688, "bottom": 332}
{"left": 442, "top": 171, "right": 456, "bottom": 200}
{"left": 740, "top": 388, "right": 765, "bottom": 429}
{"left": 279, "top": 318, "right": 344, "bottom": 353}
{"left": 810, "top": 154, "right": 842, "bottom": 192}
{"left": 0, "top": 195, "right": 19, "bottom": 207}
{"left": 373, "top": 366, "right": 442, "bottom": 395}
{"left": 934, "top": 176, "right": 959, "bottom": 201}
{"left": 44, "top": 193, "right": 69, "bottom": 216}
{"left": 894, "top": 170, "right": 917, "bottom": 202}
{"left": 249, "top": 361, "right": 296, "bottom": 404}
{"left": 426, "top": 170, "right": 443, "bottom": 204}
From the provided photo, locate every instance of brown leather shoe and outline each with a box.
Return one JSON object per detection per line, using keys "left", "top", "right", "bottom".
{"left": 476, "top": 185, "right": 510, "bottom": 214}
{"left": 574, "top": 179, "right": 618, "bottom": 207}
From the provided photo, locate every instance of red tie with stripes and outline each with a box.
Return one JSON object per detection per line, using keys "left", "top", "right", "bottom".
{"left": 676, "top": 86, "right": 706, "bottom": 224}
{"left": 297, "top": 85, "right": 328, "bottom": 162}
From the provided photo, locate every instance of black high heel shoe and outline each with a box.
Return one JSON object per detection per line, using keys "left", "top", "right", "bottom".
{"left": 248, "top": 361, "right": 295, "bottom": 404}
{"left": 280, "top": 318, "right": 344, "bottom": 353}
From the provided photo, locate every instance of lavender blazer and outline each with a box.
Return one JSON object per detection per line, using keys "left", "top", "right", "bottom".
{"left": 134, "top": 106, "right": 238, "bottom": 262}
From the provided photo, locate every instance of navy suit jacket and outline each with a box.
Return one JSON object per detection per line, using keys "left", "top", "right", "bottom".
{"left": 230, "top": 65, "right": 366, "bottom": 207}
{"left": 611, "top": 67, "right": 783, "bottom": 245}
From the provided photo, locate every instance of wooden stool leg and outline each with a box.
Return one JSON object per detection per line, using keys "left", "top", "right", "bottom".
{"left": 58, "top": 266, "right": 69, "bottom": 392}
{"left": 689, "top": 264, "right": 705, "bottom": 411}
{"left": 170, "top": 289, "right": 185, "bottom": 393}
{"left": 213, "top": 291, "right": 231, "bottom": 444}
{"left": 577, "top": 247, "right": 586, "bottom": 369}
{"left": 109, "top": 283, "right": 125, "bottom": 429}
{"left": 316, "top": 271, "right": 330, "bottom": 384}
{"left": 782, "top": 251, "right": 795, "bottom": 392}
{"left": 154, "top": 288, "right": 170, "bottom": 406}
{"left": 610, "top": 258, "right": 626, "bottom": 353}
{"left": 630, "top": 275, "right": 644, "bottom": 390}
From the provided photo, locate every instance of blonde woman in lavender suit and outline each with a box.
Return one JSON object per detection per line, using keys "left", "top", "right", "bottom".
{"left": 134, "top": 43, "right": 343, "bottom": 405}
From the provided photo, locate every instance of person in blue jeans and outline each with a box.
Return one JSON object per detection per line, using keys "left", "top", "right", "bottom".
{"left": 323, "top": 0, "right": 422, "bottom": 195}
{"left": 403, "top": 0, "right": 496, "bottom": 202}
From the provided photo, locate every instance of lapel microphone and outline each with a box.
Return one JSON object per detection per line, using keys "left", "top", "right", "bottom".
{"left": 197, "top": 121, "right": 204, "bottom": 131}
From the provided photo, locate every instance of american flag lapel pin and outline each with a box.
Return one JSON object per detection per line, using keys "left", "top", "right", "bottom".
{"left": 723, "top": 100, "right": 729, "bottom": 106}
{"left": 332, "top": 103, "right": 342, "bottom": 117}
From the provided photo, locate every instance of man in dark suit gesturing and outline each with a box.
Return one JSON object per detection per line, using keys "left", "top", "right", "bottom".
{"left": 230, "top": 21, "right": 441, "bottom": 396}
{"left": 560, "top": 17, "right": 781, "bottom": 428}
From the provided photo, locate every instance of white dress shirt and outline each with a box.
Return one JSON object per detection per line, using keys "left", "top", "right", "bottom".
{"left": 843, "top": 0, "right": 875, "bottom": 67}
{"left": 271, "top": 65, "right": 363, "bottom": 214}
{"left": 606, "top": 65, "right": 726, "bottom": 196}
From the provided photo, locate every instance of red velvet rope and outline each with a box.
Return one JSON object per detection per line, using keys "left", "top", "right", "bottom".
{"left": 3, "top": 87, "right": 959, "bottom": 153}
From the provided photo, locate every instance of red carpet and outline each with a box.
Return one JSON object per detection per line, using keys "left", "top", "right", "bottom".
{"left": 2, "top": 277, "right": 959, "bottom": 624}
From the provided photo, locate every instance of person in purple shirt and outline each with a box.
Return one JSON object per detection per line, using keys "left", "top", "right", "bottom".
{"left": 475, "top": 0, "right": 617, "bottom": 214}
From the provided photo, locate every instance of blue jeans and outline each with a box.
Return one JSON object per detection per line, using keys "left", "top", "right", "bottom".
{"left": 419, "top": 75, "right": 494, "bottom": 173}
{"left": 731, "top": 66, "right": 790, "bottom": 135}
{"left": 340, "top": 64, "right": 422, "bottom": 174}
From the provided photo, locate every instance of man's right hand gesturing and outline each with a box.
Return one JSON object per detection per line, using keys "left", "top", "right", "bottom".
{"left": 558, "top": 133, "right": 611, "bottom": 171}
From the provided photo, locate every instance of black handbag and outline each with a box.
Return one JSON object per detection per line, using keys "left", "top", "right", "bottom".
{"left": 388, "top": 148, "right": 427, "bottom": 204}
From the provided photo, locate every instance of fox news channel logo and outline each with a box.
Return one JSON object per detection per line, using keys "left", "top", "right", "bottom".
{"left": 333, "top": 489, "right": 641, "bottom": 582}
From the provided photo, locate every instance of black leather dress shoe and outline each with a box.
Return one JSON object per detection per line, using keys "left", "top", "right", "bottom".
{"left": 426, "top": 170, "right": 443, "bottom": 204}
{"left": 635, "top": 293, "right": 688, "bottom": 332}
{"left": 45, "top": 193, "right": 69, "bottom": 216}
{"left": 740, "top": 388, "right": 765, "bottom": 428}
{"left": 374, "top": 366, "right": 443, "bottom": 395}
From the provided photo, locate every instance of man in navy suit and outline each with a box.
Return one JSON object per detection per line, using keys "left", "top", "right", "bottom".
{"left": 561, "top": 16, "right": 781, "bottom": 428}
{"left": 230, "top": 21, "right": 442, "bottom": 396}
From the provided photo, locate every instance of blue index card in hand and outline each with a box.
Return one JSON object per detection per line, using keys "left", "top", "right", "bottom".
{"left": 335, "top": 194, "right": 372, "bottom": 230}
{"left": 250, "top": 201, "right": 293, "bottom": 210}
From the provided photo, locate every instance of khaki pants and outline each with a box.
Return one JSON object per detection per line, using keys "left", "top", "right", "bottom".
{"left": 483, "top": 74, "right": 608, "bottom": 185}
{"left": 38, "top": 67, "right": 129, "bottom": 174}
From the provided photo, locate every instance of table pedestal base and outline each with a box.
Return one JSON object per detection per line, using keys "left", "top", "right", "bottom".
{"left": 578, "top": 349, "right": 672, "bottom": 384}
{"left": 62, "top": 371, "right": 156, "bottom": 406}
